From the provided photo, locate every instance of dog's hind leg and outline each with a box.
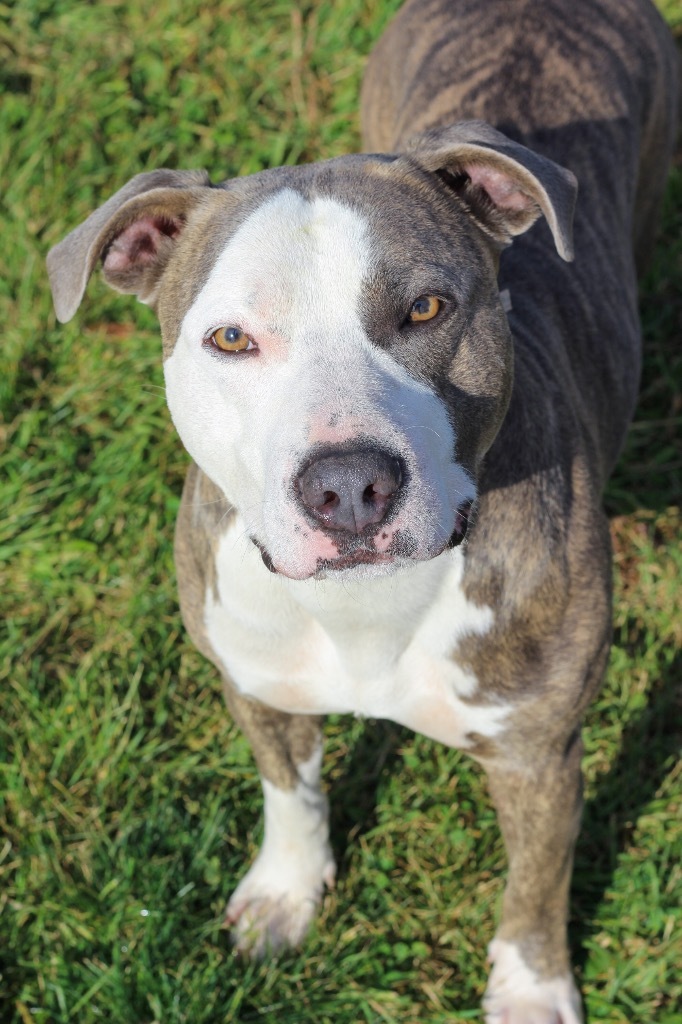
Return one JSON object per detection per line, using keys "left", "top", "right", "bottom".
{"left": 480, "top": 730, "right": 585, "bottom": 1024}
{"left": 222, "top": 691, "right": 334, "bottom": 957}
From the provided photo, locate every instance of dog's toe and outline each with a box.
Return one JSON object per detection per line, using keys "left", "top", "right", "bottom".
{"left": 226, "top": 890, "right": 319, "bottom": 957}
{"left": 484, "top": 1000, "right": 581, "bottom": 1024}
{"left": 483, "top": 939, "right": 583, "bottom": 1024}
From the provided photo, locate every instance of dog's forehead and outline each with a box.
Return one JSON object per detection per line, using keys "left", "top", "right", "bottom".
{"left": 163, "top": 156, "right": 479, "bottom": 352}
{"left": 188, "top": 186, "right": 371, "bottom": 339}
{"left": 157, "top": 157, "right": 477, "bottom": 352}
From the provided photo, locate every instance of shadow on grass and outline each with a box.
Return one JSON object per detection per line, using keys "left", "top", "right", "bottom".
{"left": 328, "top": 719, "right": 409, "bottom": 867}
{"left": 324, "top": 611, "right": 680, "bottom": 976}
{"left": 571, "top": 635, "right": 682, "bottom": 966}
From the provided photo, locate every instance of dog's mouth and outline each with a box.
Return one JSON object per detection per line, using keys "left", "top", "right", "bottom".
{"left": 448, "top": 499, "right": 473, "bottom": 547}
{"left": 251, "top": 538, "right": 278, "bottom": 574}
{"left": 316, "top": 549, "right": 394, "bottom": 572}
{"left": 251, "top": 537, "right": 393, "bottom": 577}
{"left": 252, "top": 499, "right": 474, "bottom": 579}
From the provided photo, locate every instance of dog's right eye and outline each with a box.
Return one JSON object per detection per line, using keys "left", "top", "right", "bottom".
{"left": 408, "top": 295, "right": 441, "bottom": 323}
{"left": 209, "top": 326, "right": 256, "bottom": 352}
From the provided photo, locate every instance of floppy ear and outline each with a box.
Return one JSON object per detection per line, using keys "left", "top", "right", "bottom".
{"left": 47, "top": 169, "right": 213, "bottom": 323}
{"left": 405, "top": 121, "right": 577, "bottom": 261}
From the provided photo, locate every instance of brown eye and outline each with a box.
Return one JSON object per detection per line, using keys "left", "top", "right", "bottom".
{"left": 408, "top": 295, "right": 441, "bottom": 323}
{"left": 211, "top": 326, "right": 254, "bottom": 352}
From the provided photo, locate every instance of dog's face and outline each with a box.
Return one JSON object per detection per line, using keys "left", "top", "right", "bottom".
{"left": 163, "top": 164, "right": 512, "bottom": 580}
{"left": 47, "top": 124, "right": 576, "bottom": 581}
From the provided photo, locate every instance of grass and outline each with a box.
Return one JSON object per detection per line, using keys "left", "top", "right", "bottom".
{"left": 1, "top": 1, "right": 681, "bottom": 1021}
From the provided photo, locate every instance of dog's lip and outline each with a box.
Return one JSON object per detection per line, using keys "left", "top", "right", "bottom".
{"left": 448, "top": 499, "right": 474, "bottom": 547}
{"left": 317, "top": 549, "right": 393, "bottom": 572}
{"left": 251, "top": 537, "right": 279, "bottom": 574}
{"left": 251, "top": 534, "right": 395, "bottom": 578}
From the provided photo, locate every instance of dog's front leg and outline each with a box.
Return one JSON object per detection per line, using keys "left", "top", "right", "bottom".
{"left": 481, "top": 732, "right": 585, "bottom": 1024}
{"left": 222, "top": 690, "right": 335, "bottom": 957}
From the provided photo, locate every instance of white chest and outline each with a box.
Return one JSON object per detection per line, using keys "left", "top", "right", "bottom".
{"left": 203, "top": 520, "right": 509, "bottom": 749}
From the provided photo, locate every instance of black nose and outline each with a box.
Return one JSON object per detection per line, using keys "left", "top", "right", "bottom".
{"left": 296, "top": 447, "right": 403, "bottom": 534}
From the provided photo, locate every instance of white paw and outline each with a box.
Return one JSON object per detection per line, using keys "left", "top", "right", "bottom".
{"left": 483, "top": 939, "right": 583, "bottom": 1024}
{"left": 225, "top": 771, "right": 335, "bottom": 957}
{"left": 226, "top": 848, "right": 335, "bottom": 956}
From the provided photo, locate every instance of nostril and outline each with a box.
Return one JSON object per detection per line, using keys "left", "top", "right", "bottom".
{"left": 363, "top": 483, "right": 392, "bottom": 508}
{"left": 321, "top": 490, "right": 339, "bottom": 510}
{"left": 367, "top": 459, "right": 402, "bottom": 500}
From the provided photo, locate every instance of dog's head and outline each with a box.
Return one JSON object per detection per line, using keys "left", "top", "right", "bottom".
{"left": 48, "top": 122, "right": 576, "bottom": 580}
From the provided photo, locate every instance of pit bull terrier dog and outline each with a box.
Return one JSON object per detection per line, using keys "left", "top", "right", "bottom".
{"left": 47, "top": 0, "right": 678, "bottom": 1019}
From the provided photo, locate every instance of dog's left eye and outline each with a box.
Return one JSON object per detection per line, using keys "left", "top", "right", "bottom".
{"left": 408, "top": 295, "right": 441, "bottom": 322}
{"left": 210, "top": 326, "right": 256, "bottom": 352}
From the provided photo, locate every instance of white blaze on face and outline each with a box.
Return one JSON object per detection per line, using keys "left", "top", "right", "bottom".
{"left": 164, "top": 188, "right": 475, "bottom": 580}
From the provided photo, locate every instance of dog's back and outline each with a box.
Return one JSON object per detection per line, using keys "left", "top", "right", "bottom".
{"left": 363, "top": 0, "right": 679, "bottom": 475}
{"left": 362, "top": 0, "right": 677, "bottom": 238}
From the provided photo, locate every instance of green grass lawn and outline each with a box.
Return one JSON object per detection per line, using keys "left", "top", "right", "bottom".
{"left": 1, "top": 1, "right": 681, "bottom": 1021}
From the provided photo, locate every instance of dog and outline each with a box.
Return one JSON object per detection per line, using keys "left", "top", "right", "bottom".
{"left": 47, "top": 0, "right": 678, "bottom": 1019}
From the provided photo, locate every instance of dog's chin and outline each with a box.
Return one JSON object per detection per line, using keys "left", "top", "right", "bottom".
{"left": 312, "top": 553, "right": 407, "bottom": 582}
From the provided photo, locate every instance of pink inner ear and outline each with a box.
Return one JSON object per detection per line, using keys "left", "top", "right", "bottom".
{"left": 103, "top": 215, "right": 182, "bottom": 272}
{"left": 465, "top": 165, "right": 532, "bottom": 212}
